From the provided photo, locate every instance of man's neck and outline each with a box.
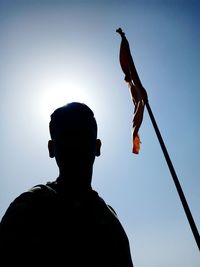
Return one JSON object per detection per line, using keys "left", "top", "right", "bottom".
{"left": 56, "top": 168, "right": 93, "bottom": 190}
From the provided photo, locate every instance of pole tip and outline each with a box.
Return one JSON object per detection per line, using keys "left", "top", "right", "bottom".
{"left": 116, "top": 28, "right": 125, "bottom": 36}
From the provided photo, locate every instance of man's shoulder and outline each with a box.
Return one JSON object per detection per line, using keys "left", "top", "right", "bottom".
{"left": 90, "top": 191, "right": 120, "bottom": 224}
{"left": 13, "top": 183, "right": 57, "bottom": 204}
{"left": 28, "top": 183, "right": 57, "bottom": 197}
{"left": 1, "top": 183, "right": 56, "bottom": 223}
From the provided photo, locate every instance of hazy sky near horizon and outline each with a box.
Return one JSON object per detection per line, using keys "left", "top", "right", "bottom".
{"left": 0, "top": 1, "right": 199, "bottom": 266}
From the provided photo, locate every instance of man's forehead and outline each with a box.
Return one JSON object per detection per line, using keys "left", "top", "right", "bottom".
{"left": 54, "top": 125, "right": 96, "bottom": 138}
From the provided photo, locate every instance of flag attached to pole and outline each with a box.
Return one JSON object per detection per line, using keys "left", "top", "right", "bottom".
{"left": 116, "top": 28, "right": 147, "bottom": 154}
{"left": 116, "top": 28, "right": 200, "bottom": 251}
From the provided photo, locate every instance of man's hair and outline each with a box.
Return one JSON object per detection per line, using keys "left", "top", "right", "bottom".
{"left": 49, "top": 102, "right": 98, "bottom": 140}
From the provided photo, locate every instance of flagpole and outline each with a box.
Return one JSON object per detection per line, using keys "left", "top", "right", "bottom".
{"left": 116, "top": 28, "right": 200, "bottom": 251}
{"left": 145, "top": 99, "right": 200, "bottom": 251}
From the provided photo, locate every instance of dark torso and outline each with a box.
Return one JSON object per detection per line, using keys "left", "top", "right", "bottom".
{"left": 0, "top": 181, "right": 133, "bottom": 267}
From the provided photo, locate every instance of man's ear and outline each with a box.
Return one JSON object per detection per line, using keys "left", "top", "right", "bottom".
{"left": 95, "top": 139, "right": 101, "bottom": 157}
{"left": 48, "top": 140, "right": 55, "bottom": 158}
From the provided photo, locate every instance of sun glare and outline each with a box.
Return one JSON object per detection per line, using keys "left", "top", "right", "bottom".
{"left": 38, "top": 76, "right": 96, "bottom": 122}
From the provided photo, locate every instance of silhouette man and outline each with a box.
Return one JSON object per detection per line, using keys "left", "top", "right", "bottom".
{"left": 0, "top": 102, "right": 134, "bottom": 266}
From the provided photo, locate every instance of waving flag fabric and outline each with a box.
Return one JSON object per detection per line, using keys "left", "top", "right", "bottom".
{"left": 116, "top": 28, "right": 147, "bottom": 154}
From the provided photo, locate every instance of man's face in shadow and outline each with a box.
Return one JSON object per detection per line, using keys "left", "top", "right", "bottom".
{"left": 48, "top": 102, "right": 101, "bottom": 174}
{"left": 48, "top": 127, "right": 100, "bottom": 172}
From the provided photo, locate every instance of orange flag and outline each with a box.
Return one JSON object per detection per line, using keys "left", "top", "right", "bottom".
{"left": 116, "top": 28, "right": 147, "bottom": 154}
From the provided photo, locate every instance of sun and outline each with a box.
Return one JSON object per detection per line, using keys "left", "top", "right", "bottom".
{"left": 37, "top": 76, "right": 95, "bottom": 122}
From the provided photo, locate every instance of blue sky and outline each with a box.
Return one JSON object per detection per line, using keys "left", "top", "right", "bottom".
{"left": 0, "top": 1, "right": 199, "bottom": 266}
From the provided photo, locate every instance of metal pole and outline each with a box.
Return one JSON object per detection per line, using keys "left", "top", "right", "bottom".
{"left": 145, "top": 100, "right": 200, "bottom": 251}
{"left": 116, "top": 27, "right": 200, "bottom": 250}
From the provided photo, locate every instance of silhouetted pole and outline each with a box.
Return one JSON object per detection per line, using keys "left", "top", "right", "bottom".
{"left": 146, "top": 101, "right": 200, "bottom": 251}
{"left": 116, "top": 27, "right": 200, "bottom": 251}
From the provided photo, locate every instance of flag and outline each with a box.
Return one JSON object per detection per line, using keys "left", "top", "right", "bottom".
{"left": 116, "top": 28, "right": 147, "bottom": 154}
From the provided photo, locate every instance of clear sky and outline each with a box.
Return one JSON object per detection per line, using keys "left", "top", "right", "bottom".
{"left": 0, "top": 0, "right": 199, "bottom": 266}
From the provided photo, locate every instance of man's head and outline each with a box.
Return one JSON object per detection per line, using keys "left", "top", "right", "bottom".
{"left": 48, "top": 102, "right": 101, "bottom": 175}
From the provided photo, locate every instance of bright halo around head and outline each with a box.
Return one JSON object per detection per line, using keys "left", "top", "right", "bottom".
{"left": 38, "top": 76, "right": 95, "bottom": 123}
